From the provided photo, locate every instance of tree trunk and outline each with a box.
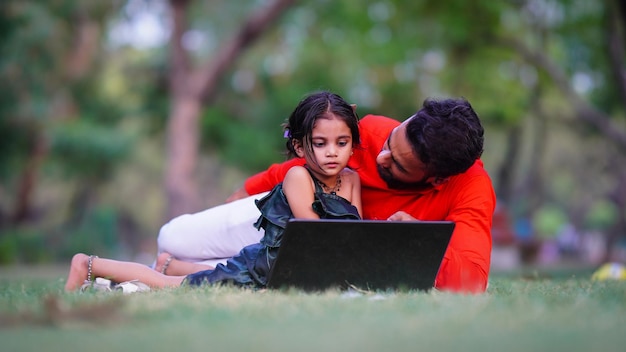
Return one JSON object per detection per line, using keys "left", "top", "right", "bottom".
{"left": 10, "top": 130, "right": 47, "bottom": 224}
{"left": 607, "top": 0, "right": 626, "bottom": 105}
{"left": 165, "top": 95, "right": 203, "bottom": 218}
{"left": 164, "top": 0, "right": 295, "bottom": 220}
{"left": 495, "top": 124, "right": 521, "bottom": 205}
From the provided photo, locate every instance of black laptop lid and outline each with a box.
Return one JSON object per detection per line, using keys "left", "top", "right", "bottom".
{"left": 266, "top": 219, "right": 455, "bottom": 292}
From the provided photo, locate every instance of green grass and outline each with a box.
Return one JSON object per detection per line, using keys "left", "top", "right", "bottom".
{"left": 1, "top": 266, "right": 625, "bottom": 352}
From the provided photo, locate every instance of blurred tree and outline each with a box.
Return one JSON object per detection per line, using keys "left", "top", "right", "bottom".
{"left": 163, "top": 0, "right": 295, "bottom": 219}
{"left": 0, "top": 1, "right": 140, "bottom": 262}
{"left": 0, "top": 1, "right": 127, "bottom": 227}
{"left": 497, "top": 0, "right": 626, "bottom": 261}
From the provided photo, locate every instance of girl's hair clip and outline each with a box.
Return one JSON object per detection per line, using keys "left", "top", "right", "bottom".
{"left": 283, "top": 129, "right": 291, "bottom": 139}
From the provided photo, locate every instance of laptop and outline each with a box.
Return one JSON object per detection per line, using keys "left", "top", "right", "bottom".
{"left": 266, "top": 219, "right": 455, "bottom": 292}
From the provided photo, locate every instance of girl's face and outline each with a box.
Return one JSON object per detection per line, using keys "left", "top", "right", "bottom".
{"left": 294, "top": 116, "right": 353, "bottom": 181}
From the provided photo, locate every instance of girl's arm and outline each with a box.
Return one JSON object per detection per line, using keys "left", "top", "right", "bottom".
{"left": 344, "top": 169, "right": 362, "bottom": 218}
{"left": 281, "top": 166, "right": 321, "bottom": 219}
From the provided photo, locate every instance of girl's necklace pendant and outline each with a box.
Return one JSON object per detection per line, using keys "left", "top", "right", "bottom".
{"left": 318, "top": 174, "right": 342, "bottom": 195}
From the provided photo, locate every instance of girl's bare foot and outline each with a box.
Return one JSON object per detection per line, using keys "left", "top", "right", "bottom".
{"left": 65, "top": 253, "right": 89, "bottom": 291}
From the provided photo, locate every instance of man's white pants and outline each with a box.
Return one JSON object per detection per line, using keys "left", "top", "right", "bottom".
{"left": 156, "top": 192, "right": 269, "bottom": 267}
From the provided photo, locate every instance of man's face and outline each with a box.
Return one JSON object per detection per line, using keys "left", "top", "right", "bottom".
{"left": 375, "top": 118, "right": 434, "bottom": 190}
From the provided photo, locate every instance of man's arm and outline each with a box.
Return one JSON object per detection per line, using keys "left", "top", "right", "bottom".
{"left": 435, "top": 174, "right": 495, "bottom": 293}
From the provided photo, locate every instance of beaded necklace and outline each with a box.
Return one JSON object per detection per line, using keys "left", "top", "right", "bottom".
{"left": 316, "top": 174, "right": 342, "bottom": 195}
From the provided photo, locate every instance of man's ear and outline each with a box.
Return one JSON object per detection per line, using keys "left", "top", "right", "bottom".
{"left": 293, "top": 140, "right": 305, "bottom": 158}
{"left": 350, "top": 104, "right": 357, "bottom": 112}
{"left": 432, "top": 177, "right": 449, "bottom": 186}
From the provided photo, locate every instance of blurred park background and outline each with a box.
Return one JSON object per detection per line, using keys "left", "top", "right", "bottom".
{"left": 0, "top": 0, "right": 625, "bottom": 272}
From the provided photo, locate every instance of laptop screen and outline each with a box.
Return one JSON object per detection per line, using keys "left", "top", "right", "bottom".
{"left": 267, "top": 219, "right": 455, "bottom": 292}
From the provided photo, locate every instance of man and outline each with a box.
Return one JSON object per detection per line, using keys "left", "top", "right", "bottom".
{"left": 158, "top": 98, "right": 495, "bottom": 293}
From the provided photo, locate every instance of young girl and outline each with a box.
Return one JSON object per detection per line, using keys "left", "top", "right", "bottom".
{"left": 65, "top": 91, "right": 362, "bottom": 291}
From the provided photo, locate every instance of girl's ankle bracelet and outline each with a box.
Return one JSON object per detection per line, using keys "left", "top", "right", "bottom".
{"left": 86, "top": 255, "right": 98, "bottom": 282}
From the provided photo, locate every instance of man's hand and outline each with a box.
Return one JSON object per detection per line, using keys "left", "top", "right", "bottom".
{"left": 387, "top": 211, "right": 418, "bottom": 221}
{"left": 226, "top": 187, "right": 250, "bottom": 203}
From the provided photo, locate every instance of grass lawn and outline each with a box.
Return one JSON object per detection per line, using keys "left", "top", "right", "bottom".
{"left": 1, "top": 264, "right": 625, "bottom": 352}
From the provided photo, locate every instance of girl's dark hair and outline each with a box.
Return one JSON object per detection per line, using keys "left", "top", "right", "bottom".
{"left": 283, "top": 91, "right": 360, "bottom": 158}
{"left": 405, "top": 98, "right": 484, "bottom": 178}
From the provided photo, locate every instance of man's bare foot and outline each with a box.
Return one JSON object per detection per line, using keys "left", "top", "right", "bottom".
{"left": 65, "top": 253, "right": 89, "bottom": 292}
{"left": 154, "top": 252, "right": 174, "bottom": 275}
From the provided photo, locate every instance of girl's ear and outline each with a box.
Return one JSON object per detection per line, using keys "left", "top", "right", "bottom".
{"left": 292, "top": 139, "right": 305, "bottom": 158}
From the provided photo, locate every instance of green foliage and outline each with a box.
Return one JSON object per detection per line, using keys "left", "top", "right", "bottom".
{"left": 584, "top": 199, "right": 619, "bottom": 230}
{"left": 533, "top": 204, "right": 568, "bottom": 239}
{"left": 201, "top": 109, "right": 286, "bottom": 171}
{"left": 0, "top": 228, "right": 52, "bottom": 264}
{"left": 48, "top": 120, "right": 133, "bottom": 179}
{"left": 0, "top": 233, "right": 20, "bottom": 265}
{"left": 0, "top": 118, "right": 31, "bottom": 181}
{"left": 0, "top": 205, "right": 121, "bottom": 264}
{"left": 0, "top": 0, "right": 142, "bottom": 239}
{"left": 200, "top": 87, "right": 313, "bottom": 171}
{"left": 58, "top": 205, "right": 121, "bottom": 260}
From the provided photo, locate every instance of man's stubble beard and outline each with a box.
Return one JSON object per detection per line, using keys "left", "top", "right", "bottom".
{"left": 376, "top": 164, "right": 433, "bottom": 191}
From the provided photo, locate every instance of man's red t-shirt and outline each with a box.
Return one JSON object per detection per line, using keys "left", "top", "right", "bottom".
{"left": 244, "top": 115, "right": 496, "bottom": 293}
